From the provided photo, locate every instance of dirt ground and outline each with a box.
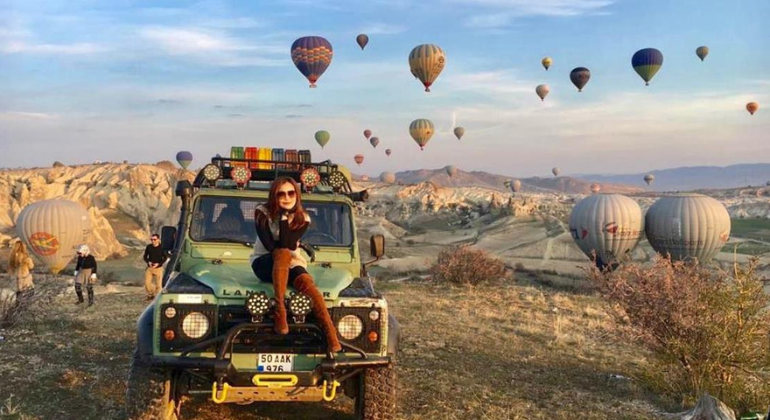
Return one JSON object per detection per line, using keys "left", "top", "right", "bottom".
{"left": 0, "top": 275, "right": 667, "bottom": 420}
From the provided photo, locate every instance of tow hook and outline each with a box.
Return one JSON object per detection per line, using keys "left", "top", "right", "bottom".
{"left": 211, "top": 381, "right": 229, "bottom": 404}
{"left": 322, "top": 379, "right": 341, "bottom": 402}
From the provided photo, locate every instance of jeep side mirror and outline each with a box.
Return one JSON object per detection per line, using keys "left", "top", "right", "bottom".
{"left": 160, "top": 226, "right": 177, "bottom": 253}
{"left": 370, "top": 234, "right": 385, "bottom": 259}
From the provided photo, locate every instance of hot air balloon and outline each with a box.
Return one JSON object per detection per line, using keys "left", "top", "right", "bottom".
{"left": 445, "top": 165, "right": 457, "bottom": 177}
{"left": 569, "top": 194, "right": 644, "bottom": 270}
{"left": 570, "top": 67, "right": 591, "bottom": 92}
{"left": 380, "top": 172, "right": 396, "bottom": 184}
{"left": 632, "top": 48, "right": 664, "bottom": 86}
{"left": 363, "top": 129, "right": 372, "bottom": 139}
{"left": 314, "top": 130, "right": 330, "bottom": 148}
{"left": 370, "top": 137, "right": 380, "bottom": 148}
{"left": 590, "top": 183, "right": 601, "bottom": 194}
{"left": 176, "top": 151, "right": 193, "bottom": 169}
{"left": 645, "top": 194, "right": 731, "bottom": 262}
{"left": 504, "top": 180, "right": 511, "bottom": 189}
{"left": 354, "top": 154, "right": 364, "bottom": 166}
{"left": 361, "top": 175, "right": 369, "bottom": 182}
{"left": 552, "top": 167, "right": 560, "bottom": 177}
{"left": 542, "top": 57, "right": 552, "bottom": 71}
{"left": 409, "top": 118, "right": 434, "bottom": 150}
{"left": 409, "top": 44, "right": 445, "bottom": 92}
{"left": 747, "top": 102, "right": 759, "bottom": 115}
{"left": 696, "top": 46, "right": 709, "bottom": 62}
{"left": 16, "top": 200, "right": 92, "bottom": 274}
{"left": 536, "top": 84, "right": 550, "bottom": 101}
{"left": 385, "top": 148, "right": 392, "bottom": 157}
{"left": 356, "top": 34, "right": 369, "bottom": 50}
{"left": 511, "top": 179, "right": 521, "bottom": 193}
{"left": 290, "top": 36, "right": 333, "bottom": 88}
{"left": 453, "top": 127, "right": 465, "bottom": 140}
{"left": 644, "top": 174, "right": 655, "bottom": 185}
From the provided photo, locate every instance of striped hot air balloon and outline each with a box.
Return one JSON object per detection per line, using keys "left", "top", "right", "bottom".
{"left": 645, "top": 194, "right": 731, "bottom": 262}
{"left": 16, "top": 200, "right": 92, "bottom": 274}
{"left": 370, "top": 137, "right": 379, "bottom": 148}
{"left": 363, "top": 129, "right": 372, "bottom": 139}
{"left": 632, "top": 48, "right": 664, "bottom": 86}
{"left": 380, "top": 172, "right": 396, "bottom": 183}
{"left": 542, "top": 57, "right": 552, "bottom": 71}
{"left": 354, "top": 154, "right": 364, "bottom": 166}
{"left": 644, "top": 174, "right": 655, "bottom": 185}
{"left": 409, "top": 44, "right": 446, "bottom": 92}
{"left": 511, "top": 179, "right": 521, "bottom": 193}
{"left": 291, "top": 36, "right": 333, "bottom": 88}
{"left": 569, "top": 194, "right": 644, "bottom": 270}
{"left": 696, "top": 46, "right": 709, "bottom": 61}
{"left": 409, "top": 118, "right": 434, "bottom": 150}
{"left": 176, "top": 151, "right": 193, "bottom": 169}
{"left": 536, "top": 84, "right": 550, "bottom": 101}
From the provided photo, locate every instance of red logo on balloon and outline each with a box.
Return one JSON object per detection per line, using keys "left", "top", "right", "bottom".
{"left": 29, "top": 232, "right": 60, "bottom": 256}
{"left": 604, "top": 222, "right": 619, "bottom": 234}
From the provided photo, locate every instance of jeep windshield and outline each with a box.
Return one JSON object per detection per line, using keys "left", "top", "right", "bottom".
{"left": 189, "top": 196, "right": 354, "bottom": 247}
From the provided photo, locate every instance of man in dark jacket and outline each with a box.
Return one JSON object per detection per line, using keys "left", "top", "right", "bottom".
{"left": 143, "top": 234, "right": 167, "bottom": 301}
{"left": 74, "top": 244, "right": 98, "bottom": 306}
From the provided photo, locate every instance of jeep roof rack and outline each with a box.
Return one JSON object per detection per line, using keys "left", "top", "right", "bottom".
{"left": 192, "top": 156, "right": 354, "bottom": 195}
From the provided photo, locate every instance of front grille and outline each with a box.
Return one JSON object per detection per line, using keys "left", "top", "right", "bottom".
{"left": 332, "top": 307, "right": 382, "bottom": 353}
{"left": 160, "top": 303, "right": 218, "bottom": 352}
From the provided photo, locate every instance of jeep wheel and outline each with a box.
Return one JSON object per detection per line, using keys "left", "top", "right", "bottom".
{"left": 354, "top": 366, "right": 397, "bottom": 420}
{"left": 126, "top": 350, "right": 181, "bottom": 420}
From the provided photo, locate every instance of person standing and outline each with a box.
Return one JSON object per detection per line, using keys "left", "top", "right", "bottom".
{"left": 143, "top": 234, "right": 167, "bottom": 301}
{"left": 74, "top": 244, "right": 97, "bottom": 306}
{"left": 8, "top": 241, "right": 35, "bottom": 301}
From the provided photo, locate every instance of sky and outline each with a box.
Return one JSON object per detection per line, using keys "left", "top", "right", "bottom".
{"left": 0, "top": 0, "right": 768, "bottom": 178}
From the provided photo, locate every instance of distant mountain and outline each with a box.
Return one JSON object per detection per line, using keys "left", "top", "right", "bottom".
{"left": 575, "top": 163, "right": 770, "bottom": 192}
{"left": 376, "top": 168, "right": 643, "bottom": 195}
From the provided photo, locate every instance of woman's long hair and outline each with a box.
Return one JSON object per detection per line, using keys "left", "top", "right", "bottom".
{"left": 266, "top": 177, "right": 308, "bottom": 230}
{"left": 9, "top": 241, "right": 29, "bottom": 271}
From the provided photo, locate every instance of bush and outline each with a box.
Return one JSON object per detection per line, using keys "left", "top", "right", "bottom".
{"left": 587, "top": 257, "right": 770, "bottom": 413}
{"left": 98, "top": 270, "right": 120, "bottom": 285}
{"left": 430, "top": 245, "right": 511, "bottom": 286}
{"left": 1, "top": 277, "right": 67, "bottom": 329}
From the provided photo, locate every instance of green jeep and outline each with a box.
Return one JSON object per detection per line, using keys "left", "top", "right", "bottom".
{"left": 126, "top": 156, "right": 399, "bottom": 419}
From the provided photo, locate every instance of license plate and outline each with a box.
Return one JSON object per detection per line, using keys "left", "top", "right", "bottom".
{"left": 257, "top": 354, "right": 294, "bottom": 372}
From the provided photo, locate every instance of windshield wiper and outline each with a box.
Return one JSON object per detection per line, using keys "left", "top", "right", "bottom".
{"left": 201, "top": 237, "right": 253, "bottom": 247}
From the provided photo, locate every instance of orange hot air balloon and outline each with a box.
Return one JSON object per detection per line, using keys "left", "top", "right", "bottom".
{"left": 354, "top": 154, "right": 364, "bottom": 166}
{"left": 746, "top": 102, "right": 759, "bottom": 115}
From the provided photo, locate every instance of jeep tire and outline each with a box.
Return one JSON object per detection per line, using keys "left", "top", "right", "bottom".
{"left": 354, "top": 366, "right": 397, "bottom": 420}
{"left": 126, "top": 349, "right": 181, "bottom": 420}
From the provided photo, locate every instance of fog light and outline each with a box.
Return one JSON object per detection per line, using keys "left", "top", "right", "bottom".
{"left": 163, "top": 330, "right": 175, "bottom": 341}
{"left": 231, "top": 166, "right": 252, "bottom": 186}
{"left": 202, "top": 164, "right": 222, "bottom": 183}
{"left": 368, "top": 331, "right": 378, "bottom": 342}
{"left": 288, "top": 292, "right": 312, "bottom": 323}
{"left": 337, "top": 315, "right": 363, "bottom": 340}
{"left": 245, "top": 291, "right": 270, "bottom": 323}
{"left": 164, "top": 307, "right": 177, "bottom": 318}
{"left": 368, "top": 310, "right": 379, "bottom": 321}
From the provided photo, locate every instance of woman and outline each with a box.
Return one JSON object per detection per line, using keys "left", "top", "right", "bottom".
{"left": 250, "top": 177, "right": 342, "bottom": 353}
{"left": 8, "top": 241, "right": 35, "bottom": 299}
{"left": 74, "top": 244, "right": 98, "bottom": 306}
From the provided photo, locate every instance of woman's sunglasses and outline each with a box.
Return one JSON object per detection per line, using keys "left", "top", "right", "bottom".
{"left": 276, "top": 190, "right": 297, "bottom": 199}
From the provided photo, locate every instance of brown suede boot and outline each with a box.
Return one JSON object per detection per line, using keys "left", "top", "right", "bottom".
{"left": 293, "top": 273, "right": 342, "bottom": 353}
{"left": 271, "top": 249, "right": 292, "bottom": 335}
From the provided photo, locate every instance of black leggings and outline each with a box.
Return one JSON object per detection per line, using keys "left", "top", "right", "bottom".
{"left": 252, "top": 254, "right": 308, "bottom": 283}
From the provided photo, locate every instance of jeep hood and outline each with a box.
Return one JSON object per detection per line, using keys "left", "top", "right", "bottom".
{"left": 185, "top": 263, "right": 354, "bottom": 300}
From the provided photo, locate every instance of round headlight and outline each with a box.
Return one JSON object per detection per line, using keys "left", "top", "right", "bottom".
{"left": 181, "top": 312, "right": 210, "bottom": 339}
{"left": 369, "top": 310, "right": 380, "bottom": 321}
{"left": 337, "top": 315, "right": 363, "bottom": 340}
{"left": 164, "top": 307, "right": 177, "bottom": 318}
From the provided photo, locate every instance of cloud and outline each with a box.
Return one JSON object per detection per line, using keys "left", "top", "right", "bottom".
{"left": 0, "top": 111, "right": 59, "bottom": 120}
{"left": 284, "top": 114, "right": 303, "bottom": 119}
{"left": 456, "top": 0, "right": 615, "bottom": 28}
{"left": 0, "top": 41, "right": 106, "bottom": 55}
{"left": 358, "top": 23, "right": 407, "bottom": 35}
{"left": 138, "top": 26, "right": 286, "bottom": 66}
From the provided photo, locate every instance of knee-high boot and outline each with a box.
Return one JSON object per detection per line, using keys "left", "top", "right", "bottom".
{"left": 87, "top": 285, "right": 95, "bottom": 307}
{"left": 271, "top": 249, "right": 292, "bottom": 335}
{"left": 75, "top": 284, "right": 84, "bottom": 305}
{"left": 293, "top": 273, "right": 342, "bottom": 353}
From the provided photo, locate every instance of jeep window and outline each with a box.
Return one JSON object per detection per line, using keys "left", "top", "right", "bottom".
{"left": 190, "top": 196, "right": 353, "bottom": 246}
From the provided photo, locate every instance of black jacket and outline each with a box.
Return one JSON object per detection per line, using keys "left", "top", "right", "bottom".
{"left": 75, "top": 255, "right": 97, "bottom": 274}
{"left": 144, "top": 244, "right": 168, "bottom": 265}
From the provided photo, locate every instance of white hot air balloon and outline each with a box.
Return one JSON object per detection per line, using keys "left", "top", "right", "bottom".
{"left": 569, "top": 194, "right": 644, "bottom": 269}
{"left": 380, "top": 172, "right": 396, "bottom": 184}
{"left": 645, "top": 194, "right": 731, "bottom": 262}
{"left": 511, "top": 179, "right": 521, "bottom": 193}
{"left": 16, "top": 200, "right": 92, "bottom": 274}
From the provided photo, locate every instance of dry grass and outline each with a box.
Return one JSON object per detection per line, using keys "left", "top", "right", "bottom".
{"left": 0, "top": 276, "right": 666, "bottom": 419}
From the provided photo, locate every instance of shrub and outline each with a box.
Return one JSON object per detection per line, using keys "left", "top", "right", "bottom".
{"left": 1, "top": 277, "right": 67, "bottom": 329}
{"left": 430, "top": 245, "right": 511, "bottom": 286}
{"left": 98, "top": 270, "right": 120, "bottom": 285}
{"left": 587, "top": 257, "right": 770, "bottom": 413}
